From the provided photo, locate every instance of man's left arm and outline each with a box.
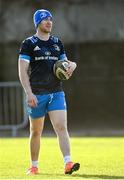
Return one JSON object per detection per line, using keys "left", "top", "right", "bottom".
{"left": 65, "top": 60, "right": 77, "bottom": 77}
{"left": 59, "top": 39, "right": 77, "bottom": 77}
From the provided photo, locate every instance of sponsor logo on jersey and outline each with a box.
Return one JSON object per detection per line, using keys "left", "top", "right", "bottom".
{"left": 34, "top": 46, "right": 41, "bottom": 51}
{"left": 45, "top": 51, "right": 51, "bottom": 56}
{"left": 35, "top": 56, "right": 58, "bottom": 61}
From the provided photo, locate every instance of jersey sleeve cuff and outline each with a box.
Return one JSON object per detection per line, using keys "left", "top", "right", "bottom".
{"left": 59, "top": 54, "right": 67, "bottom": 60}
{"left": 19, "top": 54, "right": 31, "bottom": 62}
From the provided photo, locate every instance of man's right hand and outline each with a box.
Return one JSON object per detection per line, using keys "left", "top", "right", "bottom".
{"left": 26, "top": 92, "right": 38, "bottom": 107}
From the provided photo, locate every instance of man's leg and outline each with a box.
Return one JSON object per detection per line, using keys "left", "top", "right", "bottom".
{"left": 27, "top": 116, "right": 45, "bottom": 175}
{"left": 49, "top": 110, "right": 70, "bottom": 157}
{"left": 48, "top": 110, "right": 80, "bottom": 174}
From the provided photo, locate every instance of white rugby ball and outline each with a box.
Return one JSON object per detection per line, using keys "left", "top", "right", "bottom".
{"left": 53, "top": 60, "right": 70, "bottom": 80}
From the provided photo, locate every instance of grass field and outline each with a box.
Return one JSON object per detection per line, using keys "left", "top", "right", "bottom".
{"left": 0, "top": 137, "right": 124, "bottom": 180}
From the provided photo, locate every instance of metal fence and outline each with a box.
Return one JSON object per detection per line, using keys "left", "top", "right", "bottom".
{"left": 0, "top": 81, "right": 28, "bottom": 136}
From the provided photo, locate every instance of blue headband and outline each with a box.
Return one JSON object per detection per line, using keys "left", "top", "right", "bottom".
{"left": 33, "top": 9, "right": 52, "bottom": 28}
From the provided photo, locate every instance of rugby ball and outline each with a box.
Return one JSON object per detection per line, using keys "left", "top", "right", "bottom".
{"left": 53, "top": 60, "right": 70, "bottom": 80}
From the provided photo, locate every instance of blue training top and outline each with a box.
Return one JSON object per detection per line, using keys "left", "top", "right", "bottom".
{"left": 19, "top": 35, "right": 67, "bottom": 94}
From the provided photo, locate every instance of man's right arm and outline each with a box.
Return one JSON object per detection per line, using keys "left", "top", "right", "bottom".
{"left": 18, "top": 60, "right": 38, "bottom": 107}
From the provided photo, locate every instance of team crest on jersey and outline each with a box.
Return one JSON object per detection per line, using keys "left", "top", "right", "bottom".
{"left": 53, "top": 44, "right": 60, "bottom": 51}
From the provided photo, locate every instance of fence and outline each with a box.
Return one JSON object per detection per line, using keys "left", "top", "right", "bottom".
{"left": 0, "top": 81, "right": 28, "bottom": 136}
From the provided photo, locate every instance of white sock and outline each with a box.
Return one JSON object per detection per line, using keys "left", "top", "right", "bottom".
{"left": 64, "top": 155, "right": 71, "bottom": 164}
{"left": 31, "top": 160, "right": 38, "bottom": 167}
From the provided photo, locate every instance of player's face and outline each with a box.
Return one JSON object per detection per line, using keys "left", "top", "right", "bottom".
{"left": 39, "top": 17, "right": 53, "bottom": 33}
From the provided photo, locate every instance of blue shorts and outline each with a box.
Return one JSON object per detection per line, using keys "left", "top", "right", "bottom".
{"left": 27, "top": 91, "right": 67, "bottom": 119}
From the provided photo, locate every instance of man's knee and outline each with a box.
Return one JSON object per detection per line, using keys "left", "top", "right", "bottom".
{"left": 55, "top": 123, "right": 67, "bottom": 133}
{"left": 30, "top": 128, "right": 41, "bottom": 137}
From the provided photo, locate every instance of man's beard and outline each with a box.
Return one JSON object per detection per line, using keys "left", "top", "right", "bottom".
{"left": 39, "top": 26, "right": 51, "bottom": 33}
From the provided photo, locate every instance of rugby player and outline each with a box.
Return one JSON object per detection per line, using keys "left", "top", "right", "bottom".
{"left": 18, "top": 9, "right": 80, "bottom": 175}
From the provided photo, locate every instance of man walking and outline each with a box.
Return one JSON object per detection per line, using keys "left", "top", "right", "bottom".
{"left": 18, "top": 9, "right": 80, "bottom": 175}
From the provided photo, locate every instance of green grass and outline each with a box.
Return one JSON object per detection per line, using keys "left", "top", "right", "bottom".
{"left": 0, "top": 137, "right": 124, "bottom": 180}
